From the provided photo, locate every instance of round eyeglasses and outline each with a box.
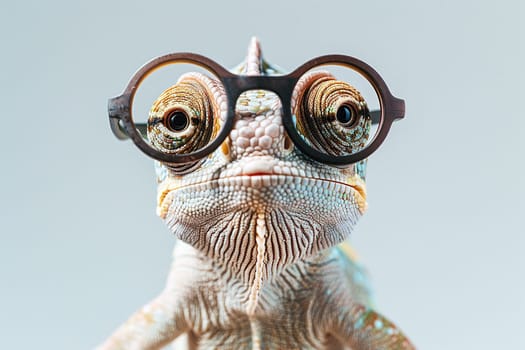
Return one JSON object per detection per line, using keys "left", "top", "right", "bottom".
{"left": 108, "top": 53, "right": 405, "bottom": 166}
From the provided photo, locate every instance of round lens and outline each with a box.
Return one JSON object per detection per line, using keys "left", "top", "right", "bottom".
{"left": 291, "top": 64, "right": 381, "bottom": 160}
{"left": 130, "top": 61, "right": 228, "bottom": 159}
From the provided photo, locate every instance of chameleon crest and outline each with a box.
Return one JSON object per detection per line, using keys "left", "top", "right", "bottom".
{"left": 100, "top": 38, "right": 413, "bottom": 350}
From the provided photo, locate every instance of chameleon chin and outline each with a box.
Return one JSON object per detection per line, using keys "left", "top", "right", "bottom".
{"left": 99, "top": 38, "right": 414, "bottom": 350}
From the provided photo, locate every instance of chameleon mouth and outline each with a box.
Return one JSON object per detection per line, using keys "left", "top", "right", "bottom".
{"left": 226, "top": 156, "right": 366, "bottom": 202}
{"left": 155, "top": 153, "right": 367, "bottom": 218}
{"left": 156, "top": 173, "right": 367, "bottom": 219}
{"left": 218, "top": 156, "right": 366, "bottom": 196}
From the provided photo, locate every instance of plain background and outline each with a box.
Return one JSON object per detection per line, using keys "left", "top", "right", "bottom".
{"left": 0, "top": 0, "right": 522, "bottom": 349}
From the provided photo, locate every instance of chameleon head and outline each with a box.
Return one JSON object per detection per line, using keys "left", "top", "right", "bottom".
{"left": 148, "top": 38, "right": 370, "bottom": 279}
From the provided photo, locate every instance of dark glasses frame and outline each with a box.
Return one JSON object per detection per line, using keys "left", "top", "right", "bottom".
{"left": 108, "top": 53, "right": 405, "bottom": 166}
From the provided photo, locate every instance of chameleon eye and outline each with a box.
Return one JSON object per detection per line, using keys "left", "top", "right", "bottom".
{"left": 165, "top": 110, "right": 189, "bottom": 132}
{"left": 293, "top": 72, "right": 372, "bottom": 157}
{"left": 336, "top": 104, "right": 358, "bottom": 127}
{"left": 147, "top": 73, "right": 220, "bottom": 155}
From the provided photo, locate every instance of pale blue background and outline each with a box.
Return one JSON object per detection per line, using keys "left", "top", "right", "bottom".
{"left": 0, "top": 0, "right": 523, "bottom": 349}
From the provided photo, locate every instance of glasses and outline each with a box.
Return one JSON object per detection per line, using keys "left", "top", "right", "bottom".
{"left": 108, "top": 53, "right": 405, "bottom": 166}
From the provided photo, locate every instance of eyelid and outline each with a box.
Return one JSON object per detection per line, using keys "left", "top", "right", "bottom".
{"left": 291, "top": 71, "right": 335, "bottom": 111}
{"left": 146, "top": 74, "right": 219, "bottom": 156}
{"left": 292, "top": 75, "right": 372, "bottom": 157}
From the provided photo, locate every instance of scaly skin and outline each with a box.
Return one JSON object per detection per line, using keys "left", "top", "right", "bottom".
{"left": 98, "top": 38, "right": 415, "bottom": 350}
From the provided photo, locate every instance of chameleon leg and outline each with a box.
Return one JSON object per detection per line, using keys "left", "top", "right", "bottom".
{"left": 330, "top": 303, "right": 415, "bottom": 350}
{"left": 96, "top": 292, "right": 189, "bottom": 350}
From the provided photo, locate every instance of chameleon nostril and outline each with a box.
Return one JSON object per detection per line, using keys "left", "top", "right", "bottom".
{"left": 283, "top": 134, "right": 293, "bottom": 152}
{"left": 221, "top": 139, "right": 231, "bottom": 157}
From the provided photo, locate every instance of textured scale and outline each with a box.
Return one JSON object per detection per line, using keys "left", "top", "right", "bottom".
{"left": 98, "top": 38, "right": 414, "bottom": 350}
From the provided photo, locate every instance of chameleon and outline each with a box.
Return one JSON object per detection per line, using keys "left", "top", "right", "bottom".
{"left": 98, "top": 38, "right": 415, "bottom": 350}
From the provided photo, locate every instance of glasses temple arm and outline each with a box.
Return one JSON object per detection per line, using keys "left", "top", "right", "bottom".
{"left": 110, "top": 118, "right": 148, "bottom": 140}
{"left": 370, "top": 110, "right": 380, "bottom": 125}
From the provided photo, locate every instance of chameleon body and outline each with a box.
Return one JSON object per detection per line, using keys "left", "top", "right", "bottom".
{"left": 98, "top": 38, "right": 414, "bottom": 350}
